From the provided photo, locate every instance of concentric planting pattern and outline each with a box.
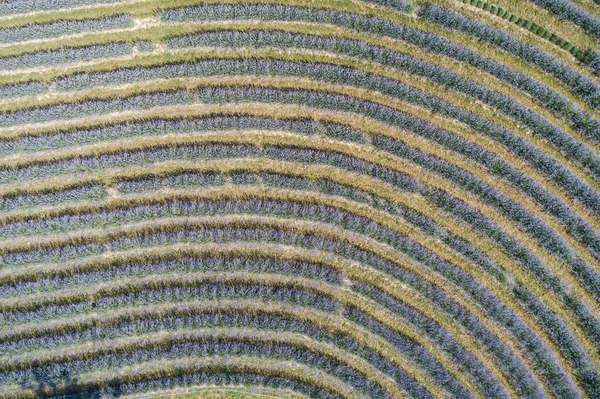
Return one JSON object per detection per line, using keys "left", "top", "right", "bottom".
{"left": 0, "top": 0, "right": 600, "bottom": 398}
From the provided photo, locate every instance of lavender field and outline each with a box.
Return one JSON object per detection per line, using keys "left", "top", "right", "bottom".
{"left": 0, "top": 0, "right": 599, "bottom": 398}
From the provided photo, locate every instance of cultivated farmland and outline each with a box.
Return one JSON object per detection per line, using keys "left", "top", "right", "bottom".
{"left": 0, "top": 0, "right": 599, "bottom": 398}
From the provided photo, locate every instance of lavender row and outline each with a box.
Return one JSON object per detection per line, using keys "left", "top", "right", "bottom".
{"left": 0, "top": 115, "right": 366, "bottom": 156}
{"left": 13, "top": 353, "right": 356, "bottom": 399}
{"left": 0, "top": 42, "right": 132, "bottom": 71}
{"left": 0, "top": 181, "right": 372, "bottom": 239}
{"left": 0, "top": 243, "right": 106, "bottom": 268}
{"left": 0, "top": 81, "right": 47, "bottom": 100}
{"left": 0, "top": 144, "right": 259, "bottom": 185}
{"left": 0, "top": 0, "right": 125, "bottom": 16}
{"left": 0, "top": 184, "right": 106, "bottom": 213}
{"left": 0, "top": 14, "right": 132, "bottom": 44}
